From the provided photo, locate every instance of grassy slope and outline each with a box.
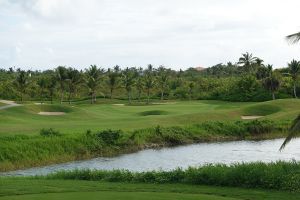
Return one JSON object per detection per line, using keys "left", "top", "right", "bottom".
{"left": 0, "top": 179, "right": 298, "bottom": 200}
{"left": 0, "top": 99, "right": 299, "bottom": 135}
{"left": 0, "top": 102, "right": 6, "bottom": 107}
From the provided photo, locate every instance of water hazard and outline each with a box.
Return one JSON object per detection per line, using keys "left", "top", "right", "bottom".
{"left": 2, "top": 138, "right": 300, "bottom": 176}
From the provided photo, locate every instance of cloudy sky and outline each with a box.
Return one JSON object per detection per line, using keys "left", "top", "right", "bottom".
{"left": 0, "top": 0, "right": 300, "bottom": 70}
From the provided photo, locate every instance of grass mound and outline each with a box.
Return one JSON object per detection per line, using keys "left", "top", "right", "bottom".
{"left": 242, "top": 104, "right": 281, "bottom": 116}
{"left": 139, "top": 110, "right": 168, "bottom": 116}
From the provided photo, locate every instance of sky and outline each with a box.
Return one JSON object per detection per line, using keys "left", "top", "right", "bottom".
{"left": 0, "top": 0, "right": 300, "bottom": 70}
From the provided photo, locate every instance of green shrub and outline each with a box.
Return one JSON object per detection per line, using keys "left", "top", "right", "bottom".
{"left": 39, "top": 128, "right": 61, "bottom": 137}
{"left": 244, "top": 120, "right": 274, "bottom": 135}
{"left": 95, "top": 129, "right": 122, "bottom": 145}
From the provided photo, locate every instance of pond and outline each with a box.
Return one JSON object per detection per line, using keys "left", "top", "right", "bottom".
{"left": 2, "top": 138, "right": 300, "bottom": 176}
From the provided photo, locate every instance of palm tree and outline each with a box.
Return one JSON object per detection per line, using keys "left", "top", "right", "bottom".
{"left": 144, "top": 64, "right": 155, "bottom": 104}
{"left": 188, "top": 81, "right": 195, "bottom": 101}
{"left": 46, "top": 75, "right": 57, "bottom": 104}
{"left": 288, "top": 60, "right": 300, "bottom": 98}
{"left": 66, "top": 68, "right": 82, "bottom": 104}
{"left": 262, "top": 65, "right": 281, "bottom": 100}
{"left": 122, "top": 67, "right": 136, "bottom": 104}
{"left": 55, "top": 66, "right": 67, "bottom": 104}
{"left": 280, "top": 114, "right": 300, "bottom": 150}
{"left": 136, "top": 67, "right": 144, "bottom": 102}
{"left": 255, "top": 58, "right": 264, "bottom": 67}
{"left": 157, "top": 66, "right": 170, "bottom": 100}
{"left": 37, "top": 76, "right": 47, "bottom": 104}
{"left": 238, "top": 52, "right": 258, "bottom": 73}
{"left": 85, "top": 65, "right": 102, "bottom": 104}
{"left": 107, "top": 65, "right": 120, "bottom": 99}
{"left": 286, "top": 32, "right": 300, "bottom": 44}
{"left": 15, "top": 70, "right": 30, "bottom": 102}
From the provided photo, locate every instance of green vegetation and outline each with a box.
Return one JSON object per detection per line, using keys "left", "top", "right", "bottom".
{"left": 45, "top": 161, "right": 300, "bottom": 192}
{"left": 0, "top": 53, "right": 299, "bottom": 103}
{"left": 0, "top": 118, "right": 289, "bottom": 171}
{"left": 1, "top": 179, "right": 299, "bottom": 200}
{"left": 242, "top": 104, "right": 281, "bottom": 116}
{"left": 1, "top": 99, "right": 299, "bottom": 135}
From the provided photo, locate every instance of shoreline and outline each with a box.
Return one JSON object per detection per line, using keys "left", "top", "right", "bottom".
{"left": 0, "top": 131, "right": 288, "bottom": 174}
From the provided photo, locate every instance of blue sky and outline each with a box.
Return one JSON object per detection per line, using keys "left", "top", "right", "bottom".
{"left": 0, "top": 0, "right": 300, "bottom": 70}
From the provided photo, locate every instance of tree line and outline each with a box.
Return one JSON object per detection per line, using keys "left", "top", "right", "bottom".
{"left": 0, "top": 53, "right": 299, "bottom": 104}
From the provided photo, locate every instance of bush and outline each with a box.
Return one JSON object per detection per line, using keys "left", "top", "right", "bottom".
{"left": 244, "top": 120, "right": 274, "bottom": 135}
{"left": 39, "top": 128, "right": 61, "bottom": 137}
{"left": 95, "top": 129, "right": 122, "bottom": 145}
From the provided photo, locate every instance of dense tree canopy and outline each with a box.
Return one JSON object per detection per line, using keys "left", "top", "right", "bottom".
{"left": 0, "top": 53, "right": 299, "bottom": 103}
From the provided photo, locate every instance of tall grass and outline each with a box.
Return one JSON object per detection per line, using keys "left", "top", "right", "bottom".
{"left": 0, "top": 120, "right": 290, "bottom": 172}
{"left": 44, "top": 161, "right": 300, "bottom": 192}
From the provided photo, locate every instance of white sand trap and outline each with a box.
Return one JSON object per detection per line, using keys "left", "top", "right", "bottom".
{"left": 38, "top": 112, "right": 66, "bottom": 116}
{"left": 113, "top": 104, "right": 125, "bottom": 106}
{"left": 152, "top": 102, "right": 177, "bottom": 105}
{"left": 241, "top": 116, "right": 263, "bottom": 120}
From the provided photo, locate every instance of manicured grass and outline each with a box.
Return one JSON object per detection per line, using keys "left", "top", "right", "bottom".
{"left": 0, "top": 179, "right": 298, "bottom": 200}
{"left": 0, "top": 99, "right": 299, "bottom": 135}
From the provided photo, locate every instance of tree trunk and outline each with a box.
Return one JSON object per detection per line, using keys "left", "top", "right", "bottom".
{"left": 138, "top": 90, "right": 141, "bottom": 102}
{"left": 91, "top": 93, "right": 93, "bottom": 104}
{"left": 147, "top": 88, "right": 150, "bottom": 104}
{"left": 127, "top": 90, "right": 131, "bottom": 104}
{"left": 68, "top": 93, "right": 71, "bottom": 104}
{"left": 110, "top": 88, "right": 113, "bottom": 99}
{"left": 294, "top": 83, "right": 297, "bottom": 98}
{"left": 272, "top": 92, "right": 276, "bottom": 100}
{"left": 60, "top": 89, "right": 64, "bottom": 104}
{"left": 161, "top": 91, "right": 164, "bottom": 100}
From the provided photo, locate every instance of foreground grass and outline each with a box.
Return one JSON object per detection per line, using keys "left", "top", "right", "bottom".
{"left": 0, "top": 179, "right": 299, "bottom": 200}
{"left": 0, "top": 99, "right": 299, "bottom": 135}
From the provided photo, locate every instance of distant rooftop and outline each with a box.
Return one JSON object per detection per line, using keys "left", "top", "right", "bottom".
{"left": 194, "top": 66, "right": 205, "bottom": 71}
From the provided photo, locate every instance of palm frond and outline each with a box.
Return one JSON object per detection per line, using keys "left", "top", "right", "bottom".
{"left": 280, "top": 114, "right": 300, "bottom": 151}
{"left": 286, "top": 32, "right": 300, "bottom": 44}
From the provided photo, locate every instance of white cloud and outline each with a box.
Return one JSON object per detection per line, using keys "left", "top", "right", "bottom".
{"left": 0, "top": 0, "right": 300, "bottom": 70}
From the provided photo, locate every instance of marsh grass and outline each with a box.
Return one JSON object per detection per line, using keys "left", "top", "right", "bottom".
{"left": 43, "top": 161, "right": 300, "bottom": 192}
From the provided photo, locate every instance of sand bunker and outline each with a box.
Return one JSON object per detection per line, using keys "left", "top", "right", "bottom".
{"left": 152, "top": 102, "right": 176, "bottom": 105}
{"left": 38, "top": 112, "right": 66, "bottom": 116}
{"left": 241, "top": 116, "right": 263, "bottom": 120}
{"left": 113, "top": 104, "right": 125, "bottom": 106}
